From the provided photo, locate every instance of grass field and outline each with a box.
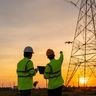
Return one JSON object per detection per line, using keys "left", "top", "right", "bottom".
{"left": 0, "top": 87, "right": 96, "bottom": 96}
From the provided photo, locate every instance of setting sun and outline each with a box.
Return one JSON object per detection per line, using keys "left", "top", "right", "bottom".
{"left": 79, "top": 77, "right": 87, "bottom": 84}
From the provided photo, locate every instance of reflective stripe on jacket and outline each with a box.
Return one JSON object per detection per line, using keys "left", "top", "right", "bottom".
{"left": 17, "top": 57, "right": 36, "bottom": 90}
{"left": 44, "top": 53, "right": 64, "bottom": 89}
{"left": 45, "top": 64, "right": 61, "bottom": 78}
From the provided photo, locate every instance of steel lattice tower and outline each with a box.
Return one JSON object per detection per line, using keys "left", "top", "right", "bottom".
{"left": 65, "top": 0, "right": 96, "bottom": 86}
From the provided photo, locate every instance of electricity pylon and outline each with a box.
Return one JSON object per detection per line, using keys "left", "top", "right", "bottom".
{"left": 65, "top": 0, "right": 96, "bottom": 87}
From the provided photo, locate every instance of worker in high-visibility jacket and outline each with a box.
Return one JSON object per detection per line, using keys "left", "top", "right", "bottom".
{"left": 16, "top": 46, "right": 38, "bottom": 96}
{"left": 44, "top": 49, "right": 64, "bottom": 96}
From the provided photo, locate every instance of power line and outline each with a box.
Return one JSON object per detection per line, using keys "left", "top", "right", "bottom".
{"left": 63, "top": 0, "right": 80, "bottom": 9}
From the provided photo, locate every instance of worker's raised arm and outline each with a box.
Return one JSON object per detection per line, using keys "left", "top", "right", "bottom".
{"left": 58, "top": 51, "right": 64, "bottom": 63}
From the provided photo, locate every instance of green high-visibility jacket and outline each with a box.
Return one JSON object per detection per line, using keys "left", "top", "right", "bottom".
{"left": 17, "top": 57, "right": 36, "bottom": 90}
{"left": 44, "top": 53, "right": 64, "bottom": 89}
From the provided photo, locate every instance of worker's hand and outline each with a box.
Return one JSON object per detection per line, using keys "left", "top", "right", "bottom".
{"left": 34, "top": 68, "right": 38, "bottom": 73}
{"left": 60, "top": 51, "right": 63, "bottom": 54}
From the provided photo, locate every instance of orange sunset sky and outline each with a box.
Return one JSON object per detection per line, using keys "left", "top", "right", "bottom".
{"left": 0, "top": 0, "right": 96, "bottom": 88}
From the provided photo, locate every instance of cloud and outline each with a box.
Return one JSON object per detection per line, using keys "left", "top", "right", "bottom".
{"left": 0, "top": 0, "right": 78, "bottom": 27}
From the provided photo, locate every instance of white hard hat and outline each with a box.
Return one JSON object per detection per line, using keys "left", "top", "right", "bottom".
{"left": 24, "top": 46, "right": 34, "bottom": 53}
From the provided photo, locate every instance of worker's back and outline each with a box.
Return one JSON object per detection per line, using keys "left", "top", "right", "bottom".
{"left": 44, "top": 52, "right": 64, "bottom": 89}
{"left": 17, "top": 57, "right": 35, "bottom": 90}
